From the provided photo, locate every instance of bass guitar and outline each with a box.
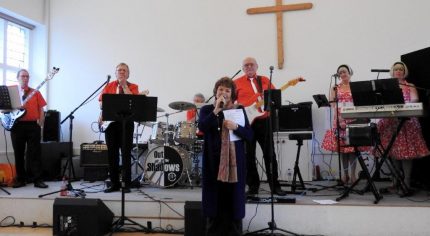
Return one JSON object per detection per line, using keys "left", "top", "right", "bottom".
{"left": 243, "top": 77, "right": 305, "bottom": 124}
{"left": 0, "top": 67, "right": 59, "bottom": 131}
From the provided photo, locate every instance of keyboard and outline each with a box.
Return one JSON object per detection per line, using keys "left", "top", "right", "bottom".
{"left": 340, "top": 103, "right": 424, "bottom": 119}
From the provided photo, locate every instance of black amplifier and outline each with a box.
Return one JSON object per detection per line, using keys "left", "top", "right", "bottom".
{"left": 80, "top": 143, "right": 109, "bottom": 167}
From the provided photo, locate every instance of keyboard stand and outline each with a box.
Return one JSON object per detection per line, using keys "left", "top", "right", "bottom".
{"left": 371, "top": 118, "right": 410, "bottom": 197}
{"left": 285, "top": 133, "right": 312, "bottom": 194}
{"left": 336, "top": 148, "right": 383, "bottom": 204}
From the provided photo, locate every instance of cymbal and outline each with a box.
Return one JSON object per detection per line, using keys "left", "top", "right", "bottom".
{"left": 157, "top": 107, "right": 165, "bottom": 112}
{"left": 168, "top": 101, "right": 196, "bottom": 111}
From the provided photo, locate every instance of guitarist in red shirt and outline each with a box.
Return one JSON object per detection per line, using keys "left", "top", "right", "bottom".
{"left": 11, "top": 69, "right": 48, "bottom": 188}
{"left": 234, "top": 57, "right": 286, "bottom": 196}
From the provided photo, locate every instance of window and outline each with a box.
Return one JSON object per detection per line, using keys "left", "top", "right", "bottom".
{"left": 0, "top": 16, "right": 32, "bottom": 86}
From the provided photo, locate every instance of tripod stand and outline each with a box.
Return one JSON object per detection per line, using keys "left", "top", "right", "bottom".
{"left": 245, "top": 67, "right": 299, "bottom": 236}
{"left": 102, "top": 94, "right": 157, "bottom": 234}
{"left": 39, "top": 76, "right": 111, "bottom": 198}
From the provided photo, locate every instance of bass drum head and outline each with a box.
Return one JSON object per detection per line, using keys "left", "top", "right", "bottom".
{"left": 144, "top": 145, "right": 189, "bottom": 187}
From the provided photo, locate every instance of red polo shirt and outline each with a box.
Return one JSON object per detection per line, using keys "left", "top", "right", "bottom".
{"left": 20, "top": 88, "right": 47, "bottom": 121}
{"left": 98, "top": 80, "right": 139, "bottom": 101}
{"left": 234, "top": 74, "right": 275, "bottom": 106}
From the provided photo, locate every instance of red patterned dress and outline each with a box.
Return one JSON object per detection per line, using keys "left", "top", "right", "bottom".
{"left": 321, "top": 87, "right": 356, "bottom": 153}
{"left": 376, "top": 86, "right": 430, "bottom": 160}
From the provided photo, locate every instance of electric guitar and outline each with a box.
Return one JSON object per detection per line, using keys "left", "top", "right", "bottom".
{"left": 243, "top": 77, "right": 305, "bottom": 124}
{"left": 0, "top": 67, "right": 60, "bottom": 131}
{"left": 99, "top": 89, "right": 150, "bottom": 132}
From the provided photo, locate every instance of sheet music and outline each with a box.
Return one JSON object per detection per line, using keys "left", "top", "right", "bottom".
{"left": 223, "top": 109, "right": 245, "bottom": 141}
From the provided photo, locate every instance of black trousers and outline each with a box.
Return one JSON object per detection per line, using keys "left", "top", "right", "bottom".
{"left": 105, "top": 121, "right": 134, "bottom": 187}
{"left": 246, "top": 118, "right": 280, "bottom": 189}
{"left": 206, "top": 184, "right": 243, "bottom": 236}
{"left": 11, "top": 121, "right": 43, "bottom": 182}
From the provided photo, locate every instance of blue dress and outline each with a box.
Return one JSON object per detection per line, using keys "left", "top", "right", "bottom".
{"left": 198, "top": 104, "right": 253, "bottom": 220}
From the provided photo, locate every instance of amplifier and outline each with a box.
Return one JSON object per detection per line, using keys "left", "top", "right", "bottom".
{"left": 80, "top": 143, "right": 109, "bottom": 167}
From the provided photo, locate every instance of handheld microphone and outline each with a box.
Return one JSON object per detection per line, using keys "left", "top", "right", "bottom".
{"left": 219, "top": 100, "right": 224, "bottom": 108}
{"left": 371, "top": 69, "right": 390, "bottom": 73}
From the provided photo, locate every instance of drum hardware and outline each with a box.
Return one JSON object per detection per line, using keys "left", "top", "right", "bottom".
{"left": 131, "top": 122, "right": 148, "bottom": 186}
{"left": 157, "top": 107, "right": 165, "bottom": 112}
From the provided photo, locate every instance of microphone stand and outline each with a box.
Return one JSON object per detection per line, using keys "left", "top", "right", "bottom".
{"left": 245, "top": 67, "right": 299, "bottom": 236}
{"left": 39, "top": 76, "right": 111, "bottom": 198}
{"left": 312, "top": 75, "right": 345, "bottom": 193}
{"left": 205, "top": 69, "right": 242, "bottom": 103}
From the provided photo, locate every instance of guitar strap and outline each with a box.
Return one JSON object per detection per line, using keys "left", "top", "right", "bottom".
{"left": 256, "top": 76, "right": 263, "bottom": 94}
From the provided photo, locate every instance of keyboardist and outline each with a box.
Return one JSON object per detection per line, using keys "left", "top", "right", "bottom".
{"left": 375, "top": 61, "right": 429, "bottom": 192}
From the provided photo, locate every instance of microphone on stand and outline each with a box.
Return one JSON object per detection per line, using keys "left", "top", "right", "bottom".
{"left": 332, "top": 73, "right": 339, "bottom": 78}
{"left": 231, "top": 69, "right": 242, "bottom": 79}
{"left": 270, "top": 66, "right": 274, "bottom": 71}
{"left": 107, "top": 75, "right": 111, "bottom": 83}
{"left": 371, "top": 69, "right": 390, "bottom": 73}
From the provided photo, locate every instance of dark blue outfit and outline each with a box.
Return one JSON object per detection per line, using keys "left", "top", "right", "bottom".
{"left": 198, "top": 105, "right": 253, "bottom": 236}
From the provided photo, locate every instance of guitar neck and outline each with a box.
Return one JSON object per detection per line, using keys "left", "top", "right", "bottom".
{"left": 22, "top": 80, "right": 47, "bottom": 105}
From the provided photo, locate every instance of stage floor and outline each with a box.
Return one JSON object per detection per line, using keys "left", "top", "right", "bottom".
{"left": 1, "top": 180, "right": 430, "bottom": 236}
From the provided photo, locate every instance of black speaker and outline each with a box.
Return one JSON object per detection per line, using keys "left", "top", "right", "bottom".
{"left": 184, "top": 201, "right": 205, "bottom": 236}
{"left": 39, "top": 142, "right": 71, "bottom": 180}
{"left": 53, "top": 198, "right": 114, "bottom": 236}
{"left": 43, "top": 110, "right": 60, "bottom": 142}
{"left": 276, "top": 102, "right": 313, "bottom": 132}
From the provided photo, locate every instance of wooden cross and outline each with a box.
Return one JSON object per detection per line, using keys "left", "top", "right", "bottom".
{"left": 247, "top": 1, "right": 313, "bottom": 69}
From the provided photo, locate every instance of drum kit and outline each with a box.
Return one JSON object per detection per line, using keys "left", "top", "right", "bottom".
{"left": 132, "top": 100, "right": 208, "bottom": 188}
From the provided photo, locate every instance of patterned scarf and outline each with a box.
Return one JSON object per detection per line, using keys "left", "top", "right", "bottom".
{"left": 217, "top": 105, "right": 239, "bottom": 183}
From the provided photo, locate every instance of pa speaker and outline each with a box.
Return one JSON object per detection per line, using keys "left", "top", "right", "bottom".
{"left": 184, "top": 201, "right": 205, "bottom": 236}
{"left": 43, "top": 110, "right": 60, "bottom": 142}
{"left": 53, "top": 198, "right": 114, "bottom": 236}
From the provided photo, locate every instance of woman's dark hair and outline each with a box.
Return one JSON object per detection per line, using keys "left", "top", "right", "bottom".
{"left": 213, "top": 76, "right": 237, "bottom": 101}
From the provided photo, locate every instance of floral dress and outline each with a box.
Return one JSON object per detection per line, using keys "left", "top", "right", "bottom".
{"left": 376, "top": 86, "right": 430, "bottom": 160}
{"left": 321, "top": 87, "right": 356, "bottom": 153}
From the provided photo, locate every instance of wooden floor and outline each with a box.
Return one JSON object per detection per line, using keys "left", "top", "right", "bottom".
{"left": 0, "top": 227, "right": 182, "bottom": 236}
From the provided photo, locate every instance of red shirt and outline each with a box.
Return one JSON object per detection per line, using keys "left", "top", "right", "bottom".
{"left": 234, "top": 74, "right": 275, "bottom": 106}
{"left": 186, "top": 109, "right": 197, "bottom": 122}
{"left": 20, "top": 88, "right": 47, "bottom": 121}
{"left": 98, "top": 80, "right": 139, "bottom": 101}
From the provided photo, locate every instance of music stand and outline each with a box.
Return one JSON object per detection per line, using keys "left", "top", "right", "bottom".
{"left": 350, "top": 78, "right": 404, "bottom": 106}
{"left": 102, "top": 94, "right": 157, "bottom": 234}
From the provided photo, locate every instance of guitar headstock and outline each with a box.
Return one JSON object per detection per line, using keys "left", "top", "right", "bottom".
{"left": 46, "top": 67, "right": 60, "bottom": 81}
{"left": 287, "top": 77, "right": 306, "bottom": 86}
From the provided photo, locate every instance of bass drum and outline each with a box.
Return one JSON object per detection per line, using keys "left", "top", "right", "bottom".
{"left": 144, "top": 145, "right": 190, "bottom": 187}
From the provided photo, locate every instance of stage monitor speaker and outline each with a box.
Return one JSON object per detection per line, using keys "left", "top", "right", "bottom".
{"left": 53, "top": 198, "right": 114, "bottom": 236}
{"left": 43, "top": 110, "right": 60, "bottom": 142}
{"left": 84, "top": 167, "right": 108, "bottom": 181}
{"left": 276, "top": 102, "right": 313, "bottom": 132}
{"left": 184, "top": 201, "right": 205, "bottom": 236}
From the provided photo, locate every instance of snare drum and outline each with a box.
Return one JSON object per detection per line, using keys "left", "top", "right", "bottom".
{"left": 174, "top": 121, "right": 197, "bottom": 145}
{"left": 148, "top": 122, "right": 174, "bottom": 145}
{"left": 144, "top": 145, "right": 190, "bottom": 187}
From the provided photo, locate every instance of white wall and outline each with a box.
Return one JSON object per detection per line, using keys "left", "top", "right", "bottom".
{"left": 1, "top": 0, "right": 430, "bottom": 176}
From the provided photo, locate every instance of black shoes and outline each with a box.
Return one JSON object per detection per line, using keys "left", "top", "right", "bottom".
{"left": 12, "top": 180, "right": 26, "bottom": 188}
{"left": 104, "top": 185, "right": 131, "bottom": 193}
{"left": 104, "top": 185, "right": 120, "bottom": 193}
{"left": 34, "top": 180, "right": 48, "bottom": 188}
{"left": 272, "top": 186, "right": 287, "bottom": 196}
{"left": 246, "top": 186, "right": 259, "bottom": 195}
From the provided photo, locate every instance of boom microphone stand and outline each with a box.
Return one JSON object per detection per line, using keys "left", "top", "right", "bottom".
{"left": 39, "top": 75, "right": 111, "bottom": 198}
{"left": 245, "top": 66, "right": 299, "bottom": 236}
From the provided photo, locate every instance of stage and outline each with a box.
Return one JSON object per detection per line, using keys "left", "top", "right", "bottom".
{"left": 0, "top": 180, "right": 430, "bottom": 236}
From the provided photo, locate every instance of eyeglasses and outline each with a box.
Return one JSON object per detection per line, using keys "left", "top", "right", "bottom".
{"left": 243, "top": 63, "right": 256, "bottom": 68}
